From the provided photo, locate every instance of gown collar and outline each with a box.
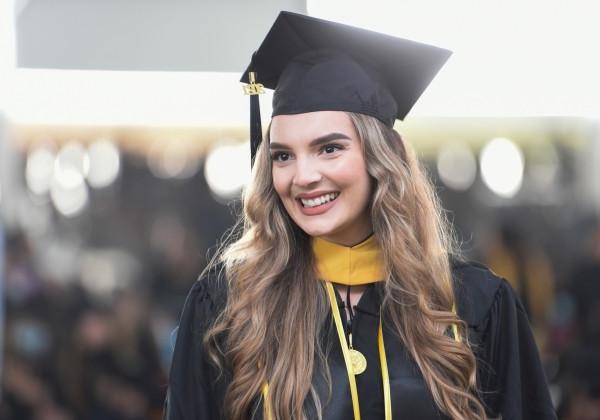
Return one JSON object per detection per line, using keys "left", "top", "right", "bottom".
{"left": 312, "top": 233, "right": 385, "bottom": 286}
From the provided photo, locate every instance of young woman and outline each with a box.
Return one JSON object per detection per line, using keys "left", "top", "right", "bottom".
{"left": 164, "top": 12, "right": 556, "bottom": 420}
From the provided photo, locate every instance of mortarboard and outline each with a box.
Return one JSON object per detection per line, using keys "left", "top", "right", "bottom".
{"left": 241, "top": 11, "right": 452, "bottom": 165}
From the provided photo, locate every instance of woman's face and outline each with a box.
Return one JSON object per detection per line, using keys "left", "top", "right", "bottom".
{"left": 270, "top": 111, "right": 373, "bottom": 247}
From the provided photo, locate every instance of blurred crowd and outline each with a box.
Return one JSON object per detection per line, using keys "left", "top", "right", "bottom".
{"left": 1, "top": 149, "right": 236, "bottom": 420}
{"left": 554, "top": 221, "right": 600, "bottom": 420}
{"left": 2, "top": 231, "right": 167, "bottom": 420}
{"left": 482, "top": 217, "right": 600, "bottom": 419}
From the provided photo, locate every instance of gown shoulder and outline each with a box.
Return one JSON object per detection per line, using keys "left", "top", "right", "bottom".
{"left": 451, "top": 260, "right": 557, "bottom": 419}
{"left": 163, "top": 263, "right": 229, "bottom": 420}
{"left": 451, "top": 259, "right": 504, "bottom": 328}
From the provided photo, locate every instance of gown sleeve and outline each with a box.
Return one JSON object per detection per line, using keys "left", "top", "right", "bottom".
{"left": 163, "top": 268, "right": 228, "bottom": 420}
{"left": 476, "top": 276, "right": 557, "bottom": 420}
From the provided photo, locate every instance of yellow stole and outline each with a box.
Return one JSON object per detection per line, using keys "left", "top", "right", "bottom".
{"left": 312, "top": 234, "right": 385, "bottom": 285}
{"left": 262, "top": 234, "right": 459, "bottom": 420}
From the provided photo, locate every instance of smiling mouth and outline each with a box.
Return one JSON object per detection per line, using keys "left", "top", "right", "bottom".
{"left": 298, "top": 192, "right": 340, "bottom": 208}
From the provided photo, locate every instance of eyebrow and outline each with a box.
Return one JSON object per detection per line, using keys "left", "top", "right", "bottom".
{"left": 269, "top": 132, "right": 352, "bottom": 150}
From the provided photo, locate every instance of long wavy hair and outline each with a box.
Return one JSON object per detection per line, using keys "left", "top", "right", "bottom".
{"left": 205, "top": 112, "right": 486, "bottom": 419}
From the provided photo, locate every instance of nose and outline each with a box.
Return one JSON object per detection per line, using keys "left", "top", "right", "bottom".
{"left": 292, "top": 157, "right": 322, "bottom": 188}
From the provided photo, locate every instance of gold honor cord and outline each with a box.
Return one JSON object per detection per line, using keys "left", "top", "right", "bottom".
{"left": 262, "top": 383, "right": 272, "bottom": 420}
{"left": 451, "top": 303, "right": 461, "bottom": 343}
{"left": 378, "top": 318, "right": 392, "bottom": 420}
{"left": 262, "top": 288, "right": 461, "bottom": 420}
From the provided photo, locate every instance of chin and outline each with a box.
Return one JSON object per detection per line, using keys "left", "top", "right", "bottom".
{"left": 297, "top": 224, "right": 330, "bottom": 237}
{"left": 296, "top": 219, "right": 342, "bottom": 238}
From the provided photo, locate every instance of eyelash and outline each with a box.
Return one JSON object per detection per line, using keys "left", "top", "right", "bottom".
{"left": 270, "top": 144, "right": 344, "bottom": 162}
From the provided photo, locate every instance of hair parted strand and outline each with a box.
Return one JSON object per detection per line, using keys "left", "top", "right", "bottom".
{"left": 349, "top": 113, "right": 486, "bottom": 419}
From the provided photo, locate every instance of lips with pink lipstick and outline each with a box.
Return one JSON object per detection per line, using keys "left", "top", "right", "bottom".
{"left": 296, "top": 191, "right": 340, "bottom": 215}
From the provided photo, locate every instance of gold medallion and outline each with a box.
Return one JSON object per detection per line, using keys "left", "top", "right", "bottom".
{"left": 349, "top": 349, "right": 367, "bottom": 375}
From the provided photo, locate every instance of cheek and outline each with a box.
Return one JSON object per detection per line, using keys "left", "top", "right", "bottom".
{"left": 340, "top": 162, "right": 372, "bottom": 204}
{"left": 334, "top": 157, "right": 369, "bottom": 189}
{"left": 352, "top": 174, "right": 373, "bottom": 206}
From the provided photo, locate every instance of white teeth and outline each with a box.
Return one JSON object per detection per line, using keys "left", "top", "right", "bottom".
{"left": 300, "top": 192, "right": 339, "bottom": 208}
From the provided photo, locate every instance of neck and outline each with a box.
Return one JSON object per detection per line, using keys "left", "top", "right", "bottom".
{"left": 318, "top": 220, "right": 373, "bottom": 248}
{"left": 321, "top": 231, "right": 374, "bottom": 248}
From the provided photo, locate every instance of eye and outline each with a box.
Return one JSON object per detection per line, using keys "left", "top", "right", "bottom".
{"left": 271, "top": 151, "right": 291, "bottom": 162}
{"left": 321, "top": 144, "right": 344, "bottom": 154}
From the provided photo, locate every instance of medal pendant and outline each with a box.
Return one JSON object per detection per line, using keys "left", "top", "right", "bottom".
{"left": 349, "top": 349, "right": 367, "bottom": 375}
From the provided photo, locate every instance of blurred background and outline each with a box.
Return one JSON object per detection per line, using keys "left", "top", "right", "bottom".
{"left": 1, "top": 0, "right": 600, "bottom": 419}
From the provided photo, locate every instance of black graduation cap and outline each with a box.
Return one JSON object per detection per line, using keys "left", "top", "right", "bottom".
{"left": 241, "top": 11, "right": 452, "bottom": 165}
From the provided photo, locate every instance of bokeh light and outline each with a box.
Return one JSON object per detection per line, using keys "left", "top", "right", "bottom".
{"left": 55, "top": 142, "right": 89, "bottom": 176}
{"left": 86, "top": 139, "right": 121, "bottom": 188}
{"left": 436, "top": 142, "right": 477, "bottom": 191}
{"left": 204, "top": 140, "right": 251, "bottom": 200}
{"left": 80, "top": 249, "right": 139, "bottom": 298}
{"left": 48, "top": 142, "right": 90, "bottom": 216}
{"left": 527, "top": 142, "right": 560, "bottom": 190}
{"left": 80, "top": 252, "right": 119, "bottom": 297}
{"left": 50, "top": 166, "right": 89, "bottom": 216}
{"left": 147, "top": 139, "right": 200, "bottom": 180}
{"left": 480, "top": 137, "right": 524, "bottom": 198}
{"left": 25, "top": 145, "right": 55, "bottom": 195}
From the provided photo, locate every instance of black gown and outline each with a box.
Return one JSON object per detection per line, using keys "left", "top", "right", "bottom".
{"left": 164, "top": 261, "right": 557, "bottom": 419}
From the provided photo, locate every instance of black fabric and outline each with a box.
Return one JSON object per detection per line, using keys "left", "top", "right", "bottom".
{"left": 164, "top": 262, "right": 557, "bottom": 419}
{"left": 272, "top": 50, "right": 398, "bottom": 127}
{"left": 163, "top": 266, "right": 229, "bottom": 420}
{"left": 250, "top": 91, "right": 262, "bottom": 167}
{"left": 240, "top": 11, "right": 452, "bottom": 163}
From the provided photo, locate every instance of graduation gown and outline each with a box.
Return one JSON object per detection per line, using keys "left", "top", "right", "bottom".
{"left": 164, "top": 261, "right": 557, "bottom": 419}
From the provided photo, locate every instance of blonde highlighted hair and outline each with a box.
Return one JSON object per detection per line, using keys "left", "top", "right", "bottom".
{"left": 205, "top": 112, "right": 486, "bottom": 419}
